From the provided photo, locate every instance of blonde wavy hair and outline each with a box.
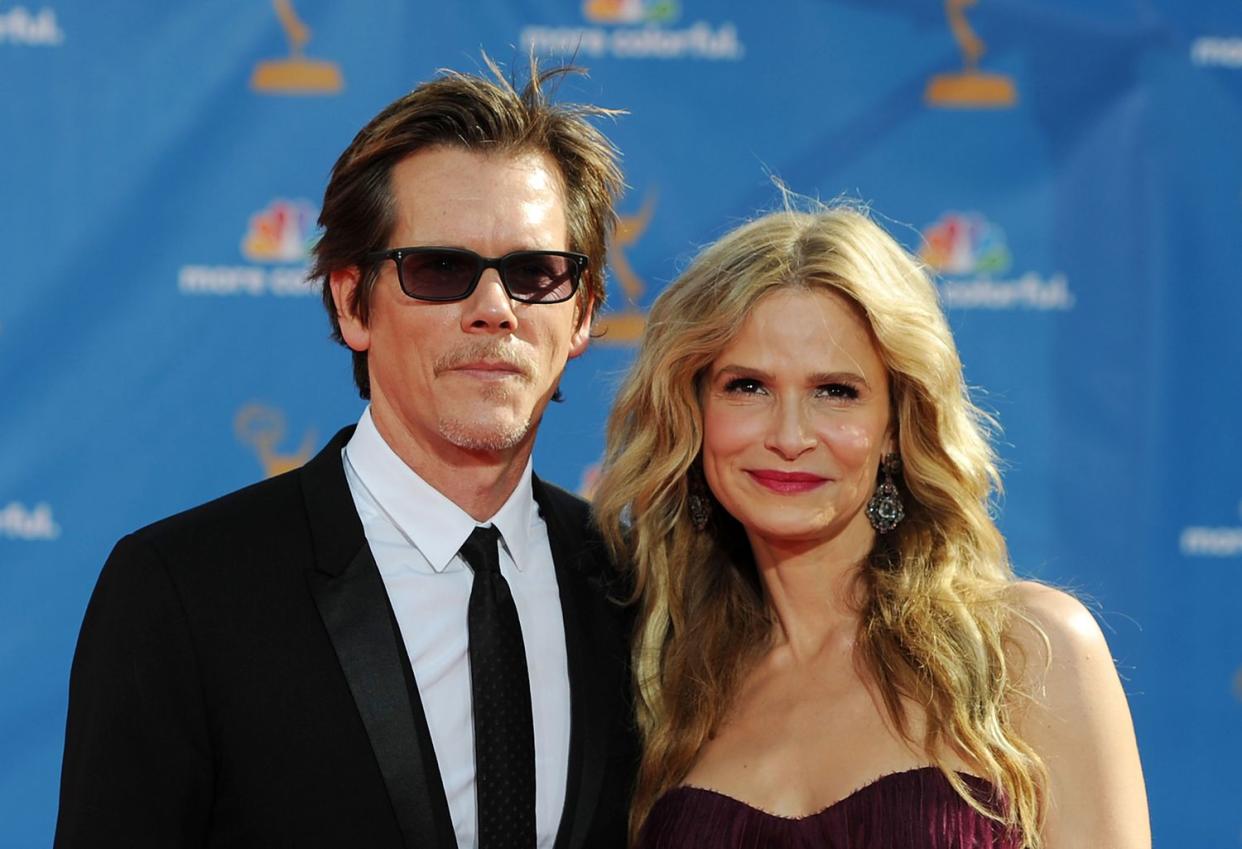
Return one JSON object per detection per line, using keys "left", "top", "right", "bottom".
{"left": 594, "top": 205, "right": 1048, "bottom": 847}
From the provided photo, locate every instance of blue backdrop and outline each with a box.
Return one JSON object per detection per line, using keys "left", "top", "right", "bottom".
{"left": 2, "top": 1, "right": 1240, "bottom": 846}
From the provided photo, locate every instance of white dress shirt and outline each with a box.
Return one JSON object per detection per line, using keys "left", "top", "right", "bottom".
{"left": 342, "top": 407, "right": 571, "bottom": 849}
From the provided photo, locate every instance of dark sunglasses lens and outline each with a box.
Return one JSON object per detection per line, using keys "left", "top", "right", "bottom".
{"left": 399, "top": 250, "right": 478, "bottom": 299}
{"left": 502, "top": 253, "right": 578, "bottom": 302}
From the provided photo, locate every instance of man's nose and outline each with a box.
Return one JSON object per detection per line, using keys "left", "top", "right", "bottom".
{"left": 461, "top": 270, "right": 517, "bottom": 332}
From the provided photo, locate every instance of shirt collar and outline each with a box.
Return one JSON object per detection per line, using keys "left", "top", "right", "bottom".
{"left": 343, "top": 406, "right": 537, "bottom": 573}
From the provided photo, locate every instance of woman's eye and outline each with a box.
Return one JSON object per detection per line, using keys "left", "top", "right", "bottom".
{"left": 819, "top": 382, "right": 860, "bottom": 400}
{"left": 723, "top": 377, "right": 764, "bottom": 394}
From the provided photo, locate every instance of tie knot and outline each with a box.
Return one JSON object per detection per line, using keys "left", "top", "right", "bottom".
{"left": 459, "top": 525, "right": 503, "bottom": 575}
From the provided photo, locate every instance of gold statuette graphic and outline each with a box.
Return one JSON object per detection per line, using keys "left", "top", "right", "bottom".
{"left": 594, "top": 191, "right": 657, "bottom": 345}
{"left": 235, "top": 403, "right": 315, "bottom": 478}
{"left": 925, "top": 0, "right": 1016, "bottom": 108}
{"left": 250, "top": 0, "right": 343, "bottom": 95}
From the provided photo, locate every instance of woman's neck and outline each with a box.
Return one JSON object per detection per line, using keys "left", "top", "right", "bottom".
{"left": 750, "top": 527, "right": 875, "bottom": 664}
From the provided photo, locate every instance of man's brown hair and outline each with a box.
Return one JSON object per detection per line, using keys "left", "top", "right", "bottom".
{"left": 311, "top": 56, "right": 624, "bottom": 398}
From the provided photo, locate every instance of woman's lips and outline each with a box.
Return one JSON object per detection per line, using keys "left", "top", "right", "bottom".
{"left": 745, "top": 470, "right": 830, "bottom": 494}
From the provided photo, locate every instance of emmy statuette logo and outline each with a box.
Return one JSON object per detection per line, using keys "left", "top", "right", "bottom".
{"left": 251, "top": 0, "right": 343, "bottom": 95}
{"left": 235, "top": 404, "right": 315, "bottom": 478}
{"left": 594, "top": 192, "right": 657, "bottom": 345}
{"left": 925, "top": 0, "right": 1016, "bottom": 109}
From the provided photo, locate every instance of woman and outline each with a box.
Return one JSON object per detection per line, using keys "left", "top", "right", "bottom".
{"left": 594, "top": 206, "right": 1148, "bottom": 848}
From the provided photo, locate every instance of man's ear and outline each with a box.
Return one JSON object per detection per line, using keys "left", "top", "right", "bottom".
{"left": 568, "top": 292, "right": 595, "bottom": 360}
{"left": 329, "top": 267, "right": 370, "bottom": 353}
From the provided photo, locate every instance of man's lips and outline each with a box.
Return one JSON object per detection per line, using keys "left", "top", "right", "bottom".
{"left": 449, "top": 360, "right": 527, "bottom": 379}
{"left": 745, "top": 469, "right": 830, "bottom": 493}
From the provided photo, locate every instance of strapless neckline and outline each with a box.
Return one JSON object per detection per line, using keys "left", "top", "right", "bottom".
{"left": 672, "top": 765, "right": 981, "bottom": 821}
{"left": 636, "top": 764, "right": 1020, "bottom": 849}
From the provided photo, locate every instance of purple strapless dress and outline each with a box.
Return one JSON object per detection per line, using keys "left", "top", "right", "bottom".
{"left": 635, "top": 766, "right": 1020, "bottom": 849}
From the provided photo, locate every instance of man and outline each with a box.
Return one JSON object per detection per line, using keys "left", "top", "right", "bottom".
{"left": 55, "top": 61, "right": 635, "bottom": 849}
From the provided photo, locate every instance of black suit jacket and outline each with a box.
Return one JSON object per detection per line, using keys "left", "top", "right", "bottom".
{"left": 54, "top": 427, "right": 636, "bottom": 849}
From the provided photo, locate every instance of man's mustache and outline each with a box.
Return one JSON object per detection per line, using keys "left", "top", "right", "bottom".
{"left": 434, "top": 341, "right": 536, "bottom": 381}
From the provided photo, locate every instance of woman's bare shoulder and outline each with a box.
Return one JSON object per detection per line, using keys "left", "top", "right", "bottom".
{"left": 1005, "top": 580, "right": 1110, "bottom": 675}
{"left": 1005, "top": 580, "right": 1150, "bottom": 847}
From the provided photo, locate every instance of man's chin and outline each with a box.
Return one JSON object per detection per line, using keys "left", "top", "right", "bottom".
{"left": 438, "top": 415, "right": 533, "bottom": 453}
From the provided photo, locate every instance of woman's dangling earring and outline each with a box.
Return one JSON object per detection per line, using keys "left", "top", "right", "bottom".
{"left": 866, "top": 453, "right": 905, "bottom": 533}
{"left": 687, "top": 466, "right": 712, "bottom": 532}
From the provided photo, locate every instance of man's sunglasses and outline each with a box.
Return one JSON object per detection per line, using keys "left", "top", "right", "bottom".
{"left": 365, "top": 246, "right": 587, "bottom": 304}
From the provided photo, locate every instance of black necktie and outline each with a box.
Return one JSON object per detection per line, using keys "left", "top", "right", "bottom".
{"left": 459, "top": 525, "right": 537, "bottom": 849}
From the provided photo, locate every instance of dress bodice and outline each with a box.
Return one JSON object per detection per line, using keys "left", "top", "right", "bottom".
{"left": 635, "top": 766, "right": 1020, "bottom": 849}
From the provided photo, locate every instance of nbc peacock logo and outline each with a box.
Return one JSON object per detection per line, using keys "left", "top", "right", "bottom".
{"left": 919, "top": 211, "right": 1072, "bottom": 311}
{"left": 177, "top": 198, "right": 319, "bottom": 297}
{"left": 583, "top": 0, "right": 679, "bottom": 24}
{"left": 920, "top": 212, "right": 1011, "bottom": 277}
{"left": 241, "top": 199, "right": 318, "bottom": 263}
{"left": 523, "top": 0, "right": 741, "bottom": 60}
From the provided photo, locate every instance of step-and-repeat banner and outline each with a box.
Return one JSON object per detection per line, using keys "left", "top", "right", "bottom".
{"left": 2, "top": 1, "right": 1240, "bottom": 845}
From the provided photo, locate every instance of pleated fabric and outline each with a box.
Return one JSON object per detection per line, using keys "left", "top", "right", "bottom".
{"left": 636, "top": 767, "right": 1020, "bottom": 849}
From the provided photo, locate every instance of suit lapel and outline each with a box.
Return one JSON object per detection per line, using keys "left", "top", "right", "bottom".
{"left": 534, "top": 477, "right": 614, "bottom": 849}
{"left": 301, "top": 428, "right": 456, "bottom": 849}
